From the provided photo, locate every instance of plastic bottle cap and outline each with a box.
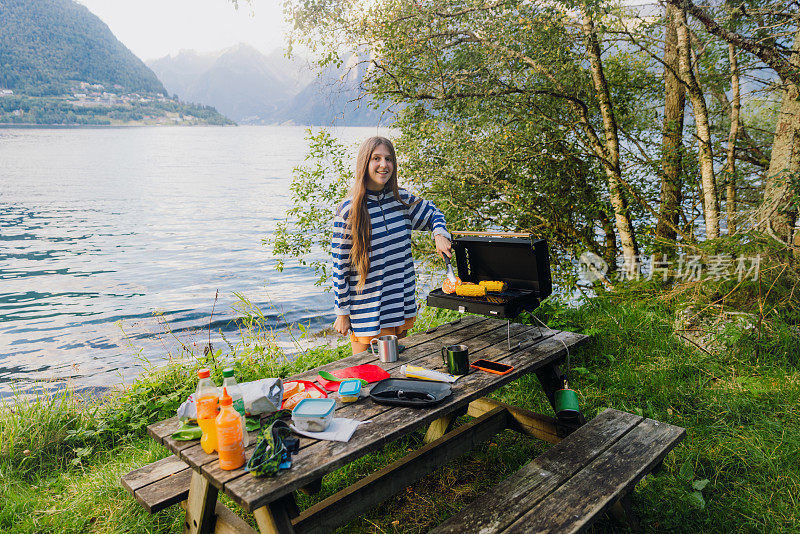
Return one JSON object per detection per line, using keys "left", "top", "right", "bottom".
{"left": 198, "top": 368, "right": 211, "bottom": 379}
{"left": 222, "top": 368, "right": 235, "bottom": 378}
{"left": 220, "top": 387, "right": 232, "bottom": 406}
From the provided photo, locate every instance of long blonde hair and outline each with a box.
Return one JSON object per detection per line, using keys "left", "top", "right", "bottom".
{"left": 347, "top": 136, "right": 416, "bottom": 291}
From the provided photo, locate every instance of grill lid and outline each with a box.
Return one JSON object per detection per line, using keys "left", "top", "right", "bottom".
{"left": 452, "top": 234, "right": 551, "bottom": 298}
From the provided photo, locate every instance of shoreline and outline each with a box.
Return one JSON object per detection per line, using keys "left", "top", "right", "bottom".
{"left": 0, "top": 123, "right": 238, "bottom": 129}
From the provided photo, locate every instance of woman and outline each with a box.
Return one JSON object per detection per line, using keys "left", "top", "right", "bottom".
{"left": 332, "top": 136, "right": 452, "bottom": 353}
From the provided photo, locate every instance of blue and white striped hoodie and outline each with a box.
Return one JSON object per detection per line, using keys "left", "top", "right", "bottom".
{"left": 332, "top": 186, "right": 450, "bottom": 336}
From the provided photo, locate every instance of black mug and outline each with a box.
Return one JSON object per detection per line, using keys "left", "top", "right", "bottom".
{"left": 441, "top": 344, "right": 470, "bottom": 375}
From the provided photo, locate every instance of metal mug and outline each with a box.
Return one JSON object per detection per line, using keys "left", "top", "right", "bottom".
{"left": 371, "top": 335, "right": 399, "bottom": 363}
{"left": 441, "top": 344, "right": 470, "bottom": 375}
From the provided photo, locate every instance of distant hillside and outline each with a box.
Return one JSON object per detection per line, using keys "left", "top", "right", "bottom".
{"left": 147, "top": 51, "right": 218, "bottom": 101}
{"left": 278, "top": 56, "right": 383, "bottom": 127}
{"left": 149, "top": 44, "right": 293, "bottom": 123}
{"left": 0, "top": 0, "right": 166, "bottom": 96}
{"left": 148, "top": 45, "right": 387, "bottom": 126}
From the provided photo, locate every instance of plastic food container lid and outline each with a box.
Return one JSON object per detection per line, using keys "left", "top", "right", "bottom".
{"left": 337, "top": 379, "right": 362, "bottom": 397}
{"left": 293, "top": 398, "right": 335, "bottom": 418}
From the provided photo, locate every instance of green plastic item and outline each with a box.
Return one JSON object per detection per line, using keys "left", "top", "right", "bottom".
{"left": 245, "top": 416, "right": 261, "bottom": 432}
{"left": 318, "top": 370, "right": 368, "bottom": 387}
{"left": 171, "top": 422, "right": 203, "bottom": 441}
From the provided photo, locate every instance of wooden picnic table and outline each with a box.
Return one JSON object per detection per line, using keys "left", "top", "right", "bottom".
{"left": 146, "top": 315, "right": 590, "bottom": 533}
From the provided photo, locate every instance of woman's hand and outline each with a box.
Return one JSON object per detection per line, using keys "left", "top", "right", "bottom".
{"left": 333, "top": 315, "right": 351, "bottom": 336}
{"left": 434, "top": 234, "right": 452, "bottom": 259}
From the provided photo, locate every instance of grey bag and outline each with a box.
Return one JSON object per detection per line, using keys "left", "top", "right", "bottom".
{"left": 239, "top": 378, "right": 284, "bottom": 415}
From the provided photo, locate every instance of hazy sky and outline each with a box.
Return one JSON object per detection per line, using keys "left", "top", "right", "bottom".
{"left": 77, "top": 0, "right": 289, "bottom": 61}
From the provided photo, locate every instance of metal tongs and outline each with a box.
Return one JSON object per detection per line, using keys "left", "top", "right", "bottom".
{"left": 444, "top": 254, "right": 457, "bottom": 283}
{"left": 372, "top": 389, "right": 436, "bottom": 401}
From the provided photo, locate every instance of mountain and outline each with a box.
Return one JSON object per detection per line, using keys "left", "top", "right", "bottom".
{"left": 149, "top": 44, "right": 294, "bottom": 123}
{"left": 277, "top": 55, "right": 383, "bottom": 127}
{"left": 0, "top": 0, "right": 166, "bottom": 96}
{"left": 147, "top": 50, "right": 217, "bottom": 100}
{"left": 148, "top": 45, "right": 387, "bottom": 126}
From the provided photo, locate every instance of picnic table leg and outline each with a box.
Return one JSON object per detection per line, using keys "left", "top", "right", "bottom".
{"left": 423, "top": 414, "right": 456, "bottom": 443}
{"left": 424, "top": 406, "right": 467, "bottom": 443}
{"left": 182, "top": 471, "right": 218, "bottom": 534}
{"left": 253, "top": 494, "right": 299, "bottom": 534}
{"left": 610, "top": 493, "right": 641, "bottom": 532}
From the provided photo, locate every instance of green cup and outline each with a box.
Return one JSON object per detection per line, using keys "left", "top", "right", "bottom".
{"left": 441, "top": 344, "right": 470, "bottom": 375}
{"left": 554, "top": 388, "right": 581, "bottom": 421}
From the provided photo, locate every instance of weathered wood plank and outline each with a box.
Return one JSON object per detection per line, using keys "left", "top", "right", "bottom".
{"left": 132, "top": 468, "right": 192, "bottom": 513}
{"left": 147, "top": 416, "right": 179, "bottom": 442}
{"left": 146, "top": 416, "right": 199, "bottom": 454}
{"left": 468, "top": 397, "right": 561, "bottom": 444}
{"left": 226, "top": 329, "right": 588, "bottom": 512}
{"left": 183, "top": 471, "right": 219, "bottom": 534}
{"left": 430, "top": 409, "right": 641, "bottom": 534}
{"left": 502, "top": 417, "right": 686, "bottom": 533}
{"left": 291, "top": 406, "right": 509, "bottom": 534}
{"left": 121, "top": 455, "right": 189, "bottom": 493}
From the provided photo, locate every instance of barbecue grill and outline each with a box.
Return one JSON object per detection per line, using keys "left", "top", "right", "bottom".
{"left": 426, "top": 232, "right": 552, "bottom": 319}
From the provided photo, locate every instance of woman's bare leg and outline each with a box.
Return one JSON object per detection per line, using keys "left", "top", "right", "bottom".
{"left": 351, "top": 340, "right": 370, "bottom": 355}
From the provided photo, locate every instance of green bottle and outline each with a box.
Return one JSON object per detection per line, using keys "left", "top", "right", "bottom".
{"left": 221, "top": 368, "right": 246, "bottom": 417}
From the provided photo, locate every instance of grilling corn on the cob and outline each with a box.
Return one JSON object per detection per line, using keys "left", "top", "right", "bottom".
{"left": 479, "top": 280, "right": 507, "bottom": 292}
{"left": 455, "top": 283, "right": 487, "bottom": 297}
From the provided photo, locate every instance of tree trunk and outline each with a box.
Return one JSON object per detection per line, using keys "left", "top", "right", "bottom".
{"left": 655, "top": 4, "right": 686, "bottom": 248}
{"left": 582, "top": 9, "right": 639, "bottom": 271}
{"left": 674, "top": 7, "right": 720, "bottom": 239}
{"left": 598, "top": 209, "right": 617, "bottom": 271}
{"left": 759, "top": 29, "right": 800, "bottom": 243}
{"left": 725, "top": 43, "right": 740, "bottom": 234}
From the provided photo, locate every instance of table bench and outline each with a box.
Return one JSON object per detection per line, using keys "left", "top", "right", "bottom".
{"left": 431, "top": 408, "right": 686, "bottom": 533}
{"left": 129, "top": 316, "right": 692, "bottom": 533}
{"left": 122, "top": 406, "right": 684, "bottom": 534}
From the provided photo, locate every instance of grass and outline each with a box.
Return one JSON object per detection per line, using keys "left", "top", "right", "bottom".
{"left": 1, "top": 284, "right": 799, "bottom": 533}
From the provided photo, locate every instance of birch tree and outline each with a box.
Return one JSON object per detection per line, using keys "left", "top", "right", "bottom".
{"left": 674, "top": 6, "right": 720, "bottom": 239}
{"left": 724, "top": 43, "right": 741, "bottom": 234}
{"left": 655, "top": 3, "right": 687, "bottom": 245}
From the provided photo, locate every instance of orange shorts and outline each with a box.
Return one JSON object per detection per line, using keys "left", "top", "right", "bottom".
{"left": 350, "top": 317, "right": 416, "bottom": 344}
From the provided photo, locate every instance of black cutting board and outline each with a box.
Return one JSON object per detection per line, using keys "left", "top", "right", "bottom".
{"left": 369, "top": 378, "right": 452, "bottom": 407}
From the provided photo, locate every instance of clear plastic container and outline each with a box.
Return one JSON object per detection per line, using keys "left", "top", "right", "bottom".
{"left": 337, "top": 379, "right": 362, "bottom": 403}
{"left": 292, "top": 398, "right": 335, "bottom": 432}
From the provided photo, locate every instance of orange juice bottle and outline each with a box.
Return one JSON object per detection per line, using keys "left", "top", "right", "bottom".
{"left": 216, "top": 387, "right": 246, "bottom": 470}
{"left": 195, "top": 368, "right": 219, "bottom": 454}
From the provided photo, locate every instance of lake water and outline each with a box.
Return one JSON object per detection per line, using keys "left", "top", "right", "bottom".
{"left": 0, "top": 125, "right": 389, "bottom": 399}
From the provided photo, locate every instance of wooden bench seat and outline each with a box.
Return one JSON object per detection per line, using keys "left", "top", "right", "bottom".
{"left": 121, "top": 455, "right": 192, "bottom": 513}
{"left": 431, "top": 408, "right": 686, "bottom": 534}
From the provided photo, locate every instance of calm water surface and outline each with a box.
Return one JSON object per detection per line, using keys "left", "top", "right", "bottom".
{"left": 0, "top": 125, "right": 386, "bottom": 398}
